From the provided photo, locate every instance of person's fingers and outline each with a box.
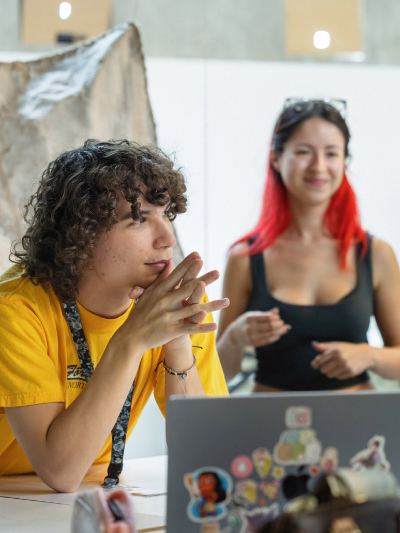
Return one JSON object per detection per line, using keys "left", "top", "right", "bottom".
{"left": 179, "top": 258, "right": 203, "bottom": 287}
{"left": 336, "top": 371, "right": 352, "bottom": 380}
{"left": 311, "top": 349, "right": 336, "bottom": 369}
{"left": 175, "top": 298, "right": 230, "bottom": 321}
{"left": 128, "top": 286, "right": 145, "bottom": 300}
{"left": 248, "top": 315, "right": 284, "bottom": 327}
{"left": 177, "top": 321, "right": 218, "bottom": 335}
{"left": 319, "top": 359, "right": 342, "bottom": 377}
{"left": 312, "top": 341, "right": 333, "bottom": 353}
{"left": 196, "top": 269, "right": 220, "bottom": 288}
{"left": 146, "top": 259, "right": 176, "bottom": 291}
{"left": 248, "top": 311, "right": 281, "bottom": 323}
{"left": 248, "top": 319, "right": 286, "bottom": 337}
{"left": 184, "top": 310, "right": 207, "bottom": 325}
{"left": 249, "top": 324, "right": 291, "bottom": 346}
{"left": 160, "top": 252, "right": 201, "bottom": 292}
{"left": 186, "top": 280, "right": 206, "bottom": 306}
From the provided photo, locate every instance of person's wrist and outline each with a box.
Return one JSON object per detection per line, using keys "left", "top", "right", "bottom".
{"left": 111, "top": 326, "right": 147, "bottom": 359}
{"left": 228, "top": 317, "right": 247, "bottom": 349}
{"left": 365, "top": 343, "right": 379, "bottom": 371}
{"left": 164, "top": 338, "right": 193, "bottom": 372}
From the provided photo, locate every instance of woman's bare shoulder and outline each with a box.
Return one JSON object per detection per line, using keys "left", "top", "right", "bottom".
{"left": 371, "top": 237, "right": 400, "bottom": 288}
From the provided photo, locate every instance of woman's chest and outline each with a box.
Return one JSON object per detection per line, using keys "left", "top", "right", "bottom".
{"left": 263, "top": 244, "right": 358, "bottom": 306}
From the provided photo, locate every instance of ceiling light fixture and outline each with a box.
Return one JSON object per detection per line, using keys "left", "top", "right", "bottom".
{"left": 59, "top": 2, "right": 72, "bottom": 20}
{"left": 313, "top": 30, "right": 330, "bottom": 50}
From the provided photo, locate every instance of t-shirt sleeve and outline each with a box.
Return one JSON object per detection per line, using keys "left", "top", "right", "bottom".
{"left": 154, "top": 292, "right": 229, "bottom": 416}
{"left": 0, "top": 300, "right": 64, "bottom": 408}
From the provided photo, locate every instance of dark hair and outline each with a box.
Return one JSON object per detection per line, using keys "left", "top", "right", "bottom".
{"left": 234, "top": 100, "right": 366, "bottom": 268}
{"left": 199, "top": 472, "right": 226, "bottom": 503}
{"left": 10, "top": 139, "right": 187, "bottom": 302}
{"left": 273, "top": 100, "right": 351, "bottom": 157}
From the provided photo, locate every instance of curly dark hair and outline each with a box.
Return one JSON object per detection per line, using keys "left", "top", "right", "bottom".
{"left": 10, "top": 139, "right": 187, "bottom": 302}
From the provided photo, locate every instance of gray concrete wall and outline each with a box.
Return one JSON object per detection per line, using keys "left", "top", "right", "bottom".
{"left": 0, "top": 0, "right": 400, "bottom": 64}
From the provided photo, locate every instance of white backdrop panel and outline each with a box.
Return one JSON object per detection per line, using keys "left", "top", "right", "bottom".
{"left": 146, "top": 58, "right": 400, "bottom": 313}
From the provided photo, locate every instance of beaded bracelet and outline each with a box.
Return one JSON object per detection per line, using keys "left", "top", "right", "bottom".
{"left": 163, "top": 353, "right": 197, "bottom": 380}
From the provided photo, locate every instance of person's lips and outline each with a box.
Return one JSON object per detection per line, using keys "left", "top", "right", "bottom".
{"left": 304, "top": 177, "right": 328, "bottom": 187}
{"left": 144, "top": 259, "right": 170, "bottom": 271}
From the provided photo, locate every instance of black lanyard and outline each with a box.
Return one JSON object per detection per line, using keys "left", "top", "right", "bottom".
{"left": 63, "top": 302, "right": 134, "bottom": 488}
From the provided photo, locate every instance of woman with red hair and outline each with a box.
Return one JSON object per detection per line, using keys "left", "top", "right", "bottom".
{"left": 217, "top": 99, "right": 400, "bottom": 391}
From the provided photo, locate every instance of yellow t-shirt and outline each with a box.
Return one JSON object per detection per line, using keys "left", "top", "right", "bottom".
{"left": 0, "top": 265, "right": 228, "bottom": 476}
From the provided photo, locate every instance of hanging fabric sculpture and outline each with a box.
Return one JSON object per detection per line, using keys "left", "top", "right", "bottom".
{"left": 0, "top": 23, "right": 183, "bottom": 272}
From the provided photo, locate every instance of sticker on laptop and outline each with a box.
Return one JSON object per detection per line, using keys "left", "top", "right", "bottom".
{"left": 252, "top": 448, "right": 272, "bottom": 478}
{"left": 350, "top": 435, "right": 390, "bottom": 471}
{"left": 273, "top": 407, "right": 322, "bottom": 465}
{"left": 184, "top": 467, "right": 233, "bottom": 523}
{"left": 231, "top": 455, "right": 253, "bottom": 478}
{"left": 320, "top": 447, "right": 339, "bottom": 473}
{"left": 238, "top": 503, "right": 279, "bottom": 533}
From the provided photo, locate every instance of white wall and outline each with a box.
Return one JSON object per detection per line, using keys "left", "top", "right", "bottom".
{"left": 146, "top": 58, "right": 400, "bottom": 312}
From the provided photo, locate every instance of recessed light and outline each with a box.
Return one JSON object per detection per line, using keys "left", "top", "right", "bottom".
{"left": 59, "top": 2, "right": 72, "bottom": 20}
{"left": 313, "top": 30, "right": 330, "bottom": 50}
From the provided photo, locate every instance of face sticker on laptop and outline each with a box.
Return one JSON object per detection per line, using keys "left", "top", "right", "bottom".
{"left": 350, "top": 435, "right": 390, "bottom": 471}
{"left": 184, "top": 467, "right": 233, "bottom": 523}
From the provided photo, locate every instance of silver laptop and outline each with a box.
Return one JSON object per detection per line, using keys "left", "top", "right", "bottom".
{"left": 166, "top": 391, "right": 399, "bottom": 533}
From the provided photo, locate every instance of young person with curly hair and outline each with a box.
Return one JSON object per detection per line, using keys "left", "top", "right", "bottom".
{"left": 0, "top": 140, "right": 229, "bottom": 492}
{"left": 217, "top": 99, "right": 400, "bottom": 391}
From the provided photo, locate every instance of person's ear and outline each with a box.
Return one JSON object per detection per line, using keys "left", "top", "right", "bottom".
{"left": 270, "top": 148, "right": 281, "bottom": 174}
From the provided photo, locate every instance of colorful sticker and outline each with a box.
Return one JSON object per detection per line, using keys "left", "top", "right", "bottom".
{"left": 272, "top": 466, "right": 285, "bottom": 479}
{"left": 238, "top": 503, "right": 279, "bottom": 533}
{"left": 184, "top": 467, "right": 233, "bottom": 523}
{"left": 263, "top": 480, "right": 280, "bottom": 499}
{"left": 320, "top": 447, "right": 339, "bottom": 473}
{"left": 231, "top": 455, "right": 254, "bottom": 478}
{"left": 285, "top": 406, "right": 312, "bottom": 428}
{"left": 252, "top": 448, "right": 272, "bottom": 478}
{"left": 235, "top": 480, "right": 258, "bottom": 503}
{"left": 350, "top": 435, "right": 390, "bottom": 471}
{"left": 273, "top": 430, "right": 322, "bottom": 465}
{"left": 309, "top": 465, "right": 320, "bottom": 476}
{"left": 226, "top": 510, "right": 242, "bottom": 529}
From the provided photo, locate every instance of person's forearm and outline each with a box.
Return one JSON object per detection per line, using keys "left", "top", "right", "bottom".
{"left": 216, "top": 323, "right": 245, "bottom": 381}
{"left": 369, "top": 345, "right": 400, "bottom": 379}
{"left": 42, "top": 333, "right": 144, "bottom": 492}
{"left": 164, "top": 340, "right": 205, "bottom": 400}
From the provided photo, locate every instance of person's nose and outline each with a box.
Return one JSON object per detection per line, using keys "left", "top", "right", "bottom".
{"left": 310, "top": 151, "right": 327, "bottom": 173}
{"left": 154, "top": 218, "right": 176, "bottom": 249}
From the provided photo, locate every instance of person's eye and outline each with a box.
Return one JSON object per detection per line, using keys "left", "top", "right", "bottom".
{"left": 296, "top": 150, "right": 310, "bottom": 155}
{"left": 327, "top": 152, "right": 339, "bottom": 157}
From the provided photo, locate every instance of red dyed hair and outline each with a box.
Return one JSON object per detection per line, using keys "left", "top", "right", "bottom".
{"left": 234, "top": 165, "right": 366, "bottom": 269}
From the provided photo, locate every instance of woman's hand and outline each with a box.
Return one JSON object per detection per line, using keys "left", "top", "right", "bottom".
{"left": 231, "top": 308, "right": 291, "bottom": 348}
{"left": 311, "top": 341, "right": 373, "bottom": 379}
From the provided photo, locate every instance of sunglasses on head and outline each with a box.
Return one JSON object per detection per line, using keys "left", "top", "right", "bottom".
{"left": 283, "top": 97, "right": 347, "bottom": 120}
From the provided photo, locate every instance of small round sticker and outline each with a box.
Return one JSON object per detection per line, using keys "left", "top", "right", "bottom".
{"left": 231, "top": 455, "right": 253, "bottom": 478}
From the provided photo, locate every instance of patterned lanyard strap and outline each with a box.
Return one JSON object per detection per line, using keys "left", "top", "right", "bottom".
{"left": 63, "top": 302, "right": 134, "bottom": 488}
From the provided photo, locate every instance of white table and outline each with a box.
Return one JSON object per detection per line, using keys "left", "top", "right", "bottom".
{"left": 0, "top": 455, "right": 167, "bottom": 532}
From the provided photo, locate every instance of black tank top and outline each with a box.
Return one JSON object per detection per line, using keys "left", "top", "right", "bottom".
{"left": 247, "top": 236, "right": 373, "bottom": 390}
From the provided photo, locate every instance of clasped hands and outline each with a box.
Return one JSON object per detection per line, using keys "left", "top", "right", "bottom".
{"left": 123, "top": 252, "right": 229, "bottom": 354}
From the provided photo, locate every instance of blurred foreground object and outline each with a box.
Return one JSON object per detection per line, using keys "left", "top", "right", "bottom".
{"left": 259, "top": 468, "right": 400, "bottom": 533}
{"left": 71, "top": 487, "right": 135, "bottom": 532}
{"left": 0, "top": 23, "right": 182, "bottom": 272}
